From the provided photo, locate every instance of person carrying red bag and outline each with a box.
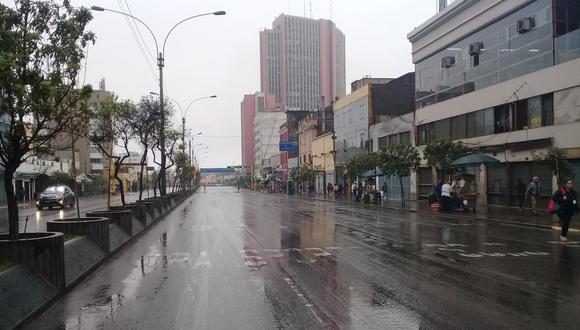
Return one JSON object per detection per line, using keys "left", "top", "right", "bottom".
{"left": 550, "top": 179, "right": 580, "bottom": 242}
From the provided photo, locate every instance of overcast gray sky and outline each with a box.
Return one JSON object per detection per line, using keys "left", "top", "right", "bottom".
{"left": 42, "top": 0, "right": 437, "bottom": 168}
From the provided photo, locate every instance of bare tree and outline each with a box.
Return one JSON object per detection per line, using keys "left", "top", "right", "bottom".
{"left": 131, "top": 96, "right": 160, "bottom": 200}
{"left": 90, "top": 97, "right": 136, "bottom": 206}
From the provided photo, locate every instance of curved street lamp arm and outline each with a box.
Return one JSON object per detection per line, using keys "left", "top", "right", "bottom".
{"left": 162, "top": 12, "right": 221, "bottom": 56}
{"left": 184, "top": 95, "right": 217, "bottom": 117}
{"left": 91, "top": 6, "right": 159, "bottom": 55}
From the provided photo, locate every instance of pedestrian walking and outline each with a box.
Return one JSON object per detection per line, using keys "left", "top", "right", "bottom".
{"left": 515, "top": 179, "right": 526, "bottom": 211}
{"left": 382, "top": 181, "right": 388, "bottom": 202}
{"left": 338, "top": 183, "right": 343, "bottom": 199}
{"left": 441, "top": 180, "right": 453, "bottom": 212}
{"left": 333, "top": 183, "right": 338, "bottom": 199}
{"left": 351, "top": 182, "right": 357, "bottom": 201}
{"left": 551, "top": 179, "right": 579, "bottom": 242}
{"left": 526, "top": 176, "right": 542, "bottom": 215}
{"left": 327, "top": 182, "right": 333, "bottom": 197}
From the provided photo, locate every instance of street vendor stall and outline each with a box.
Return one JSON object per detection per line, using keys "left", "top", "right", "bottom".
{"left": 450, "top": 154, "right": 500, "bottom": 212}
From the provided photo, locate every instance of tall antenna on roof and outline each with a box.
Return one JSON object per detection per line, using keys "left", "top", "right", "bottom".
{"left": 330, "top": 0, "right": 333, "bottom": 20}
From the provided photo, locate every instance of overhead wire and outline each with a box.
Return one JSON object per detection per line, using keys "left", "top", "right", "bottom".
{"left": 116, "top": 0, "right": 158, "bottom": 80}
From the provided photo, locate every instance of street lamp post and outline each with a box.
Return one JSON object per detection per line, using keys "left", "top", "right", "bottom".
{"left": 150, "top": 93, "right": 216, "bottom": 149}
{"left": 90, "top": 6, "right": 225, "bottom": 196}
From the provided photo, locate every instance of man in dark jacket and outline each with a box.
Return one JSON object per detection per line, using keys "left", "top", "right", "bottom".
{"left": 553, "top": 179, "right": 579, "bottom": 242}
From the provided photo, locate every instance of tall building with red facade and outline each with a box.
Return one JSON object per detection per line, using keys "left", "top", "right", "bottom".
{"left": 260, "top": 14, "right": 346, "bottom": 112}
{"left": 240, "top": 92, "right": 276, "bottom": 174}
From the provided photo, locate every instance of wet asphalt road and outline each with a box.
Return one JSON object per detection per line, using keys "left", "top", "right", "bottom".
{"left": 25, "top": 187, "right": 580, "bottom": 329}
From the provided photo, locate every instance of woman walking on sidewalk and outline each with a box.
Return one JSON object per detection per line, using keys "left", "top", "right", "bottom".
{"left": 552, "top": 179, "right": 579, "bottom": 242}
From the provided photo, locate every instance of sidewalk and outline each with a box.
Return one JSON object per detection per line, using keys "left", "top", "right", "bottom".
{"left": 293, "top": 193, "right": 579, "bottom": 231}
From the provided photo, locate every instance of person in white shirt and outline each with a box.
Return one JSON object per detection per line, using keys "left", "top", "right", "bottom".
{"left": 441, "top": 181, "right": 453, "bottom": 211}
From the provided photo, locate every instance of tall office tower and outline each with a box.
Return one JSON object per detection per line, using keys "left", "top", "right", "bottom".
{"left": 260, "top": 14, "right": 346, "bottom": 112}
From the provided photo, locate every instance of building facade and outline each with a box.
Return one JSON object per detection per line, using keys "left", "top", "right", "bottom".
{"left": 240, "top": 92, "right": 276, "bottom": 174}
{"left": 408, "top": 0, "right": 580, "bottom": 207}
{"left": 312, "top": 132, "right": 335, "bottom": 194}
{"left": 253, "top": 110, "right": 286, "bottom": 175}
{"left": 297, "top": 115, "right": 319, "bottom": 167}
{"left": 260, "top": 14, "right": 346, "bottom": 112}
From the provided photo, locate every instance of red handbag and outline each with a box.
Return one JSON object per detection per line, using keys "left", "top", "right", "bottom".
{"left": 548, "top": 188, "right": 564, "bottom": 214}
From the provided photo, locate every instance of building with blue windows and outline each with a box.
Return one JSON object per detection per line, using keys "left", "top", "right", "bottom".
{"left": 408, "top": 0, "right": 580, "bottom": 207}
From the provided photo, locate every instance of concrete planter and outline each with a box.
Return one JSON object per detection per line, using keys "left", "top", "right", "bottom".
{"left": 143, "top": 197, "right": 166, "bottom": 215}
{"left": 110, "top": 204, "right": 150, "bottom": 229}
{"left": 135, "top": 200, "right": 162, "bottom": 220}
{"left": 161, "top": 195, "right": 175, "bottom": 210}
{"left": 0, "top": 232, "right": 65, "bottom": 290}
{"left": 47, "top": 217, "right": 110, "bottom": 254}
{"left": 87, "top": 209, "right": 133, "bottom": 237}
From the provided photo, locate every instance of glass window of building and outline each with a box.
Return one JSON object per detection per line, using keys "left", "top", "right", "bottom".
{"left": 415, "top": 0, "right": 553, "bottom": 109}
{"left": 450, "top": 115, "right": 467, "bottom": 139}
{"left": 399, "top": 131, "right": 411, "bottom": 145}
{"left": 555, "top": 0, "right": 580, "bottom": 64}
{"left": 541, "top": 93, "right": 554, "bottom": 126}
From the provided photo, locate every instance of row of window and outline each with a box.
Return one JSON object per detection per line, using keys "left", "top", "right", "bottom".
{"left": 378, "top": 131, "right": 411, "bottom": 149}
{"left": 417, "top": 93, "right": 554, "bottom": 145}
{"left": 415, "top": 0, "right": 580, "bottom": 109}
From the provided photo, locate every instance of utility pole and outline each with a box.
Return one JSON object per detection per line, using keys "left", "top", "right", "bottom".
{"left": 158, "top": 52, "right": 167, "bottom": 196}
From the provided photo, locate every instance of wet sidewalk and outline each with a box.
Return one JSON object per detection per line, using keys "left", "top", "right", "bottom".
{"left": 293, "top": 192, "right": 579, "bottom": 231}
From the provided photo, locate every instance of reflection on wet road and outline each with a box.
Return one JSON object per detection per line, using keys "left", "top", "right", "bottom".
{"left": 26, "top": 187, "right": 580, "bottom": 329}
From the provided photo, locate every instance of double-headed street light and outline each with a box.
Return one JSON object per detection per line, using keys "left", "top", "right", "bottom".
{"left": 91, "top": 5, "right": 225, "bottom": 196}
{"left": 149, "top": 93, "right": 216, "bottom": 148}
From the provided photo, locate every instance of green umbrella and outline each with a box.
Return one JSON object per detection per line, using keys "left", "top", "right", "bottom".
{"left": 450, "top": 154, "right": 499, "bottom": 168}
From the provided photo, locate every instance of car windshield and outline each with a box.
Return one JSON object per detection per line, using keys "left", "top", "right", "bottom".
{"left": 43, "top": 186, "right": 65, "bottom": 194}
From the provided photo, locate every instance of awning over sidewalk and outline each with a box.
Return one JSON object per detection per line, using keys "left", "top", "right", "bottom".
{"left": 75, "top": 174, "right": 93, "bottom": 183}
{"left": 361, "top": 169, "right": 384, "bottom": 178}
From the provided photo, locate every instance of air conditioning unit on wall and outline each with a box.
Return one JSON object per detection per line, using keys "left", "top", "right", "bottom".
{"left": 469, "top": 42, "right": 484, "bottom": 56}
{"left": 441, "top": 56, "right": 456, "bottom": 68}
{"left": 517, "top": 17, "right": 535, "bottom": 34}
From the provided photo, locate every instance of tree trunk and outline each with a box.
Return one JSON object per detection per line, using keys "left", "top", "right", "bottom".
{"left": 399, "top": 176, "right": 405, "bottom": 208}
{"left": 72, "top": 141, "right": 81, "bottom": 219}
{"left": 138, "top": 149, "right": 147, "bottom": 201}
{"left": 4, "top": 169, "right": 19, "bottom": 240}
{"left": 114, "top": 163, "right": 126, "bottom": 206}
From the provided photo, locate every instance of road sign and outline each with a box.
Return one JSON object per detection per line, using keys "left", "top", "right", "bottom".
{"left": 279, "top": 141, "right": 298, "bottom": 152}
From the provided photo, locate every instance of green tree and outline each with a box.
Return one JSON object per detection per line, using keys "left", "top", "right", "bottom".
{"left": 51, "top": 171, "right": 73, "bottom": 185}
{"left": 0, "top": 0, "right": 94, "bottom": 239}
{"left": 131, "top": 96, "right": 160, "bottom": 200}
{"left": 173, "top": 151, "right": 192, "bottom": 192}
{"left": 379, "top": 144, "right": 421, "bottom": 207}
{"left": 423, "top": 139, "right": 467, "bottom": 180}
{"left": 90, "top": 97, "right": 136, "bottom": 206}
{"left": 346, "top": 152, "right": 379, "bottom": 181}
{"left": 539, "top": 147, "right": 574, "bottom": 185}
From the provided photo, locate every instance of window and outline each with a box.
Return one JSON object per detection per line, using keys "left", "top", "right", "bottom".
{"left": 434, "top": 118, "right": 451, "bottom": 140}
{"left": 387, "top": 134, "right": 398, "bottom": 145}
{"left": 399, "top": 131, "right": 411, "bottom": 145}
{"left": 555, "top": 0, "right": 580, "bottom": 63}
{"left": 451, "top": 115, "right": 466, "bottom": 139}
{"left": 378, "top": 136, "right": 388, "bottom": 149}
{"left": 418, "top": 123, "right": 434, "bottom": 145}
{"left": 415, "top": 0, "right": 553, "bottom": 109}
{"left": 513, "top": 99, "right": 529, "bottom": 130}
{"left": 527, "top": 96, "right": 542, "bottom": 128}
{"left": 541, "top": 94, "right": 554, "bottom": 126}
{"left": 494, "top": 104, "right": 511, "bottom": 133}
